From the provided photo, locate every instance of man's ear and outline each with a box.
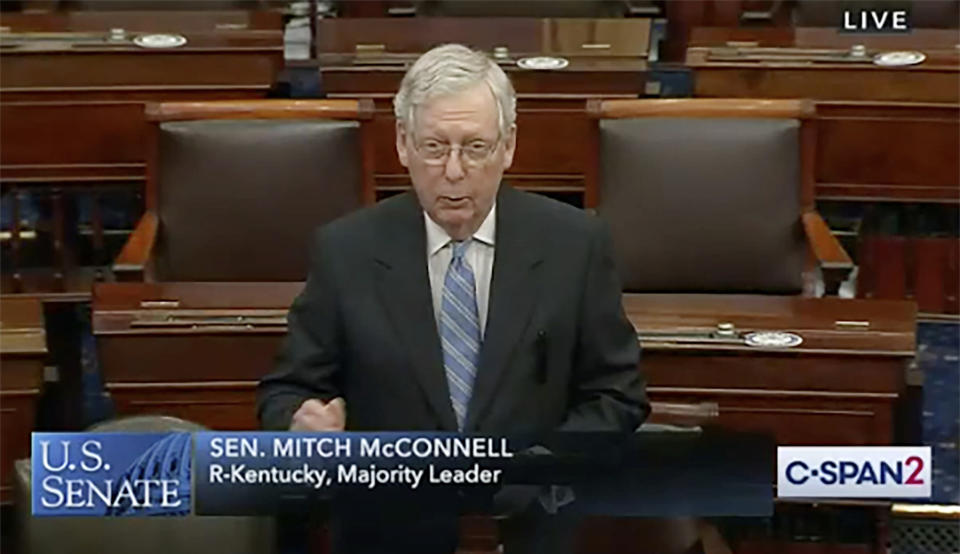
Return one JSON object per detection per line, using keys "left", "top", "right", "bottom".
{"left": 396, "top": 121, "right": 410, "bottom": 168}
{"left": 501, "top": 124, "right": 517, "bottom": 170}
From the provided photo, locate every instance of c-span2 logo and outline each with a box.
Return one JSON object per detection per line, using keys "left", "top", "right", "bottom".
{"left": 32, "top": 433, "right": 192, "bottom": 516}
{"left": 778, "top": 447, "right": 931, "bottom": 499}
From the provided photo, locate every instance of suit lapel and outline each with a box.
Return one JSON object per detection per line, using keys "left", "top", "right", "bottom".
{"left": 374, "top": 193, "right": 459, "bottom": 431}
{"left": 466, "top": 186, "right": 544, "bottom": 430}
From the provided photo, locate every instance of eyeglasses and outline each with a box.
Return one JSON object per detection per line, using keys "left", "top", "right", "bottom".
{"left": 411, "top": 135, "right": 501, "bottom": 167}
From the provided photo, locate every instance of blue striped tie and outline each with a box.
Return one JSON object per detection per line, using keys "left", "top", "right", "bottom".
{"left": 440, "top": 240, "right": 481, "bottom": 430}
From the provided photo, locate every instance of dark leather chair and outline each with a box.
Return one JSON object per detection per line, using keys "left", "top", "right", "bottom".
{"left": 14, "top": 415, "right": 276, "bottom": 554}
{"left": 113, "top": 99, "right": 375, "bottom": 282}
{"left": 586, "top": 98, "right": 853, "bottom": 296}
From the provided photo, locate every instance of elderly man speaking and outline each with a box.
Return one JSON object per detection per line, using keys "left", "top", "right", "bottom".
{"left": 258, "top": 43, "right": 649, "bottom": 554}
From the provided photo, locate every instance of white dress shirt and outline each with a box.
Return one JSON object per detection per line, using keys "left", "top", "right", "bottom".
{"left": 425, "top": 204, "right": 496, "bottom": 338}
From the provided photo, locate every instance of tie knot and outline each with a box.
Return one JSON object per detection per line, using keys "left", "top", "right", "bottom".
{"left": 450, "top": 240, "right": 470, "bottom": 261}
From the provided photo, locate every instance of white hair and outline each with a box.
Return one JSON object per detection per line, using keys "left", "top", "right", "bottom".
{"left": 393, "top": 43, "right": 517, "bottom": 137}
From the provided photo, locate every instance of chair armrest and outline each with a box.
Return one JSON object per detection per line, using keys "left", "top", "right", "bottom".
{"left": 802, "top": 211, "right": 852, "bottom": 267}
{"left": 647, "top": 401, "right": 719, "bottom": 428}
{"left": 802, "top": 211, "right": 854, "bottom": 296}
{"left": 113, "top": 211, "right": 158, "bottom": 281}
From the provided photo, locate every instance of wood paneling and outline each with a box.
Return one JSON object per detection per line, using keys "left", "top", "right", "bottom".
{"left": 858, "top": 235, "right": 960, "bottom": 314}
{"left": 93, "top": 283, "right": 298, "bottom": 430}
{"left": 0, "top": 297, "right": 46, "bottom": 504}
{"left": 0, "top": 10, "right": 283, "bottom": 33}
{"left": 691, "top": 67, "right": 958, "bottom": 103}
{"left": 108, "top": 383, "right": 258, "bottom": 431}
{"left": 316, "top": 17, "right": 650, "bottom": 58}
{"left": 0, "top": 393, "right": 39, "bottom": 504}
{"left": 814, "top": 102, "right": 959, "bottom": 202}
{"left": 2, "top": 51, "right": 278, "bottom": 89}
{"left": 99, "top": 333, "right": 286, "bottom": 382}
{"left": 1, "top": 102, "right": 147, "bottom": 168}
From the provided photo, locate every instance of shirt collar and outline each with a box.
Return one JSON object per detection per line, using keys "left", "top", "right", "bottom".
{"left": 424, "top": 203, "right": 497, "bottom": 257}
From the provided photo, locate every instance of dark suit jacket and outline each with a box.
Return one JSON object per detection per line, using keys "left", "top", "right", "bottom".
{"left": 258, "top": 184, "right": 649, "bottom": 434}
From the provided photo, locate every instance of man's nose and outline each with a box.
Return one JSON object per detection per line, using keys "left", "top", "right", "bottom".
{"left": 444, "top": 149, "right": 466, "bottom": 182}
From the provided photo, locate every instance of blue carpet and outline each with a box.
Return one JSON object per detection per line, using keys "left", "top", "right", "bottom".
{"left": 79, "top": 302, "right": 115, "bottom": 427}
{"left": 917, "top": 321, "right": 959, "bottom": 505}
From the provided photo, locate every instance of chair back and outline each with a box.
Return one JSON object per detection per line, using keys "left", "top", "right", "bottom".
{"left": 588, "top": 98, "right": 815, "bottom": 294}
{"left": 146, "top": 100, "right": 374, "bottom": 281}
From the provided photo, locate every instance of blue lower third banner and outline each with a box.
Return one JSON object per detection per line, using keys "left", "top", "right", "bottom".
{"left": 32, "top": 432, "right": 192, "bottom": 516}
{"left": 32, "top": 431, "right": 773, "bottom": 517}
{"left": 194, "top": 431, "right": 773, "bottom": 517}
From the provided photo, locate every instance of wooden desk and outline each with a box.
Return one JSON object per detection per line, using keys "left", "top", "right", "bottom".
{"left": 682, "top": 27, "right": 959, "bottom": 318}
{"left": 93, "top": 282, "right": 300, "bottom": 430}
{"left": 625, "top": 294, "right": 918, "bottom": 554}
{"left": 315, "top": 17, "right": 654, "bottom": 201}
{"left": 95, "top": 283, "right": 917, "bottom": 447}
{"left": 0, "top": 11, "right": 285, "bottom": 292}
{"left": 0, "top": 10, "right": 284, "bottom": 185}
{"left": 686, "top": 27, "right": 959, "bottom": 103}
{"left": 0, "top": 296, "right": 47, "bottom": 504}
{"left": 685, "top": 27, "right": 960, "bottom": 204}
{"left": 626, "top": 294, "right": 917, "bottom": 446}
{"left": 94, "top": 285, "right": 918, "bottom": 553}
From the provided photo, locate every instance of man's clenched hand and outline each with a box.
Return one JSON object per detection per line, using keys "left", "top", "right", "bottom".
{"left": 290, "top": 397, "right": 346, "bottom": 431}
